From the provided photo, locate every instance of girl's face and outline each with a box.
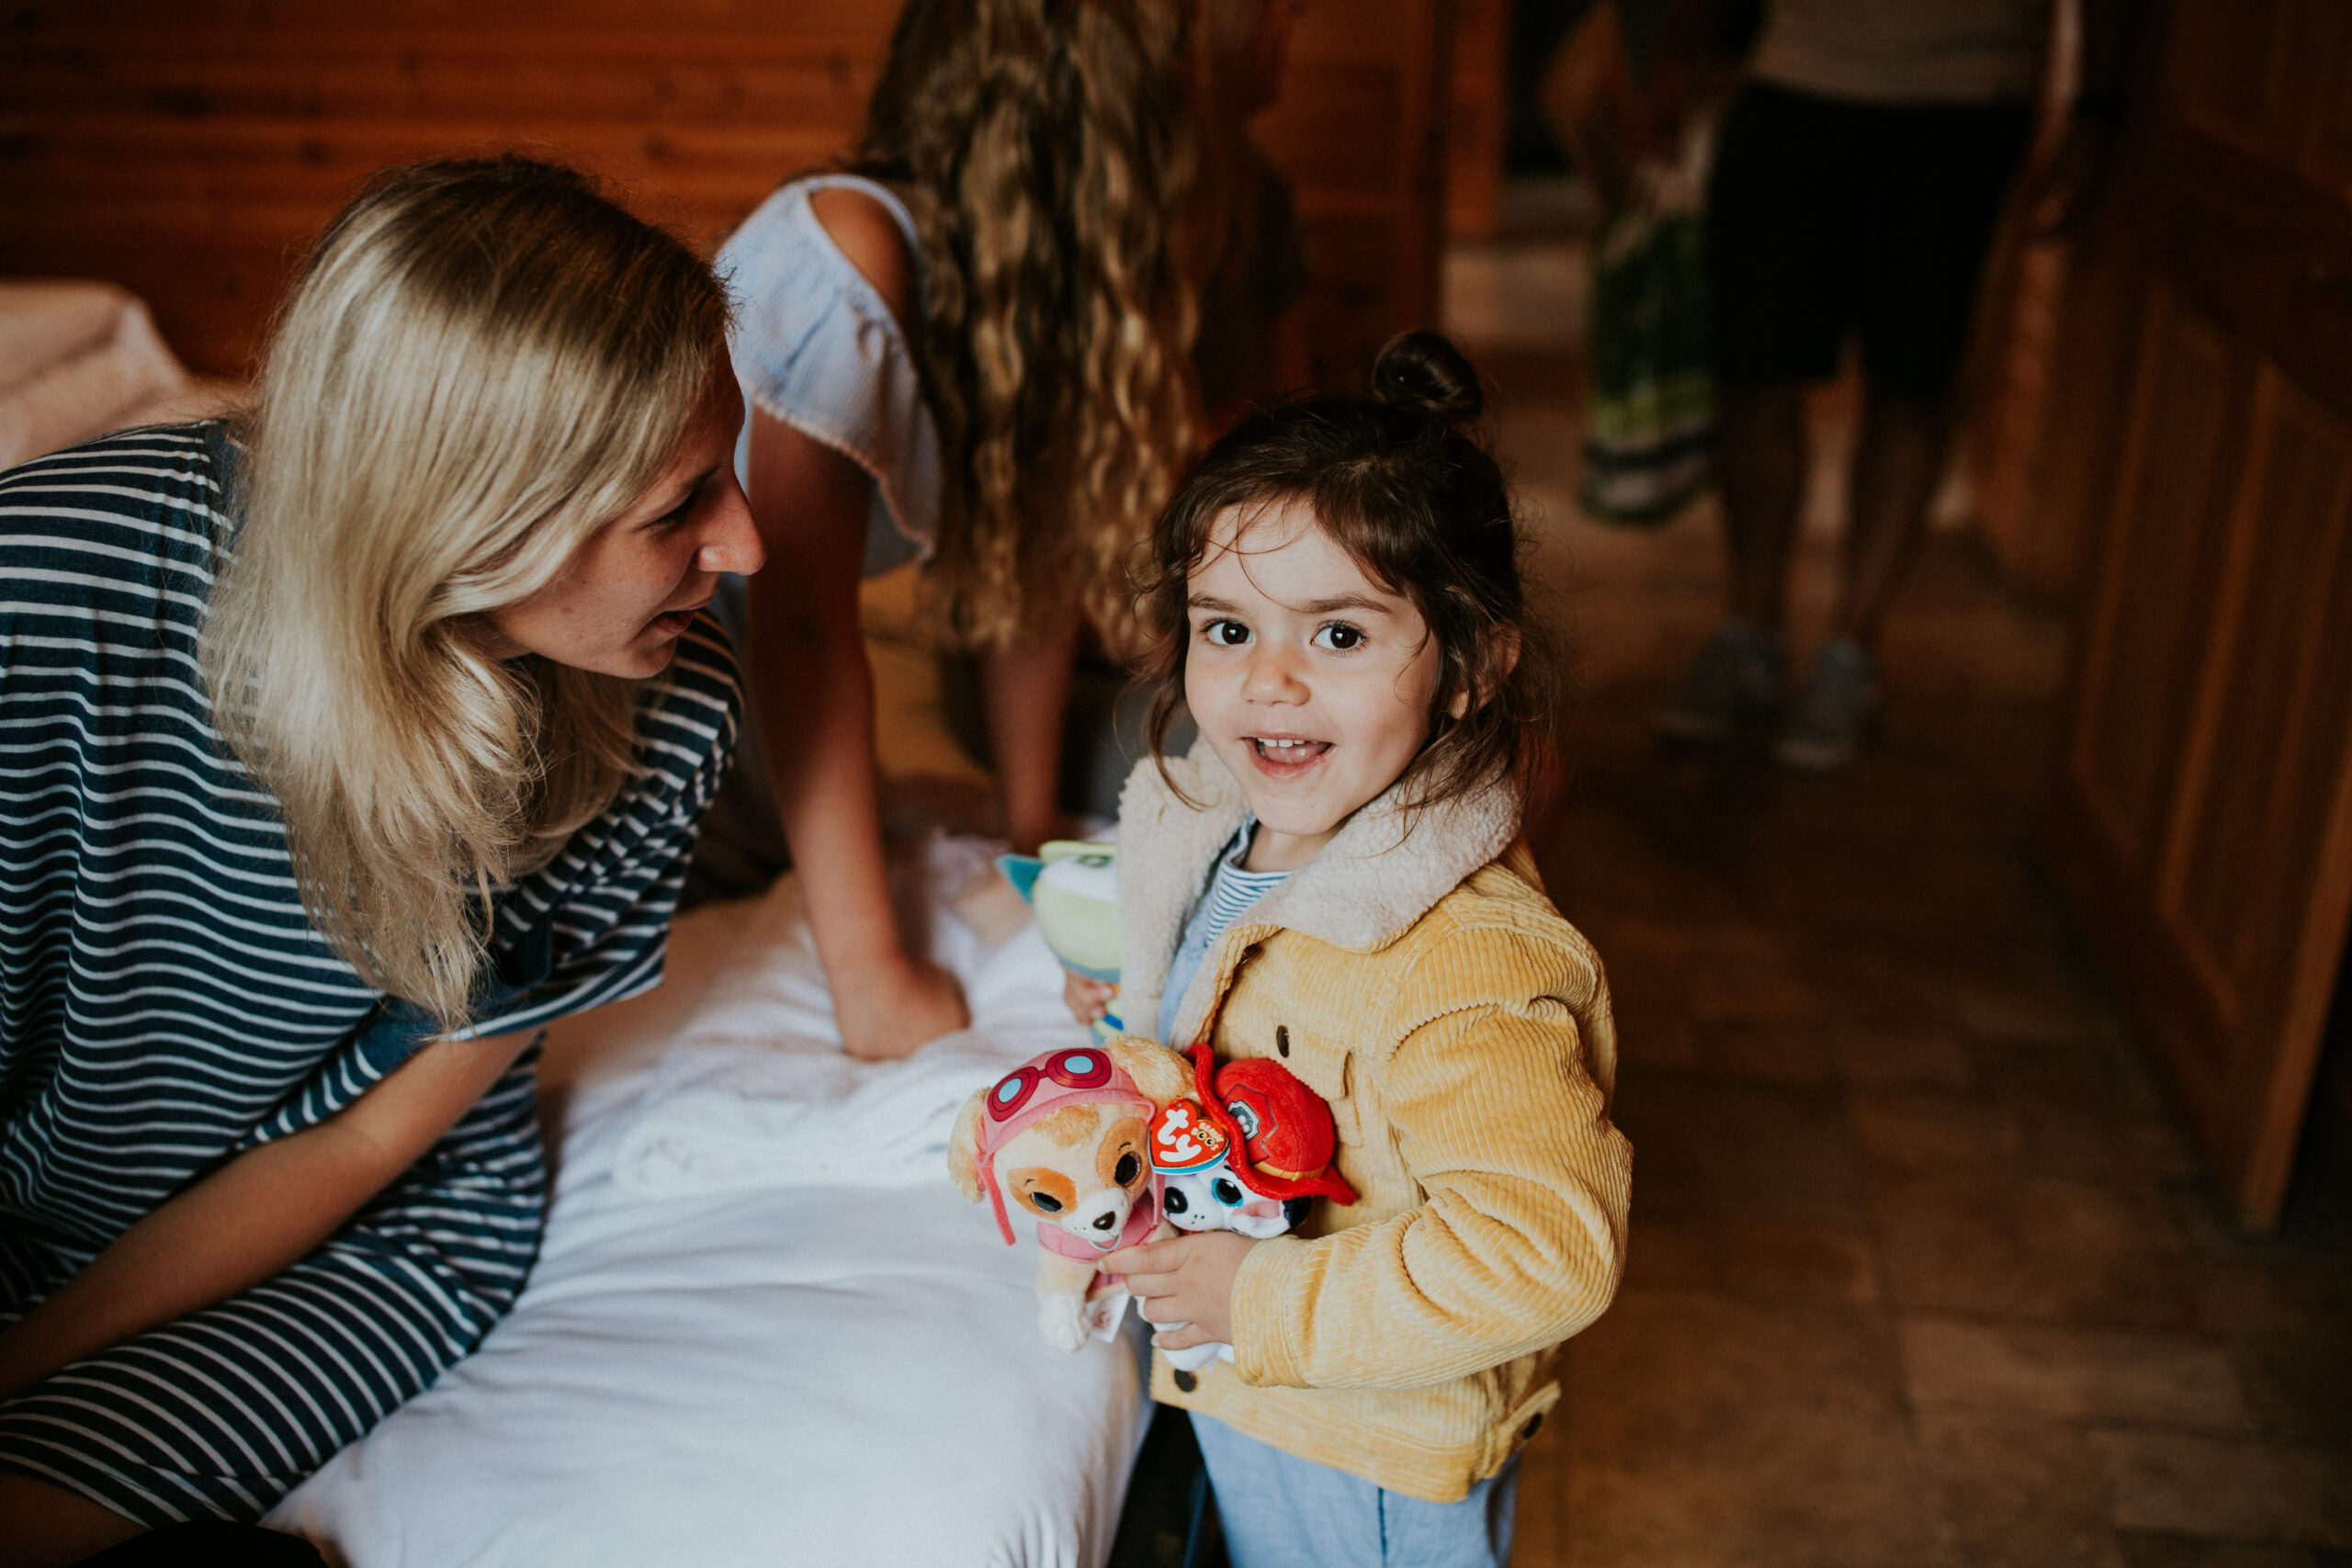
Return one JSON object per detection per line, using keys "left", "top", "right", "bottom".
{"left": 485, "top": 373, "right": 763, "bottom": 679}
{"left": 1184, "top": 500, "right": 1453, "bottom": 872}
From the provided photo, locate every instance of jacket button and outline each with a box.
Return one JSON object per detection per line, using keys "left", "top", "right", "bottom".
{"left": 1521, "top": 1413, "right": 1544, "bottom": 1441}
{"left": 1275, "top": 1025, "right": 1290, "bottom": 1057}
{"left": 1172, "top": 1369, "right": 1198, "bottom": 1393}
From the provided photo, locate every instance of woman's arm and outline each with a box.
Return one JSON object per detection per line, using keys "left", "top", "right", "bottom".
{"left": 0, "top": 1028, "right": 537, "bottom": 1404}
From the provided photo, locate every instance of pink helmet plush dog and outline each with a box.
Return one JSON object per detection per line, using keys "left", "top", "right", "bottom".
{"left": 949, "top": 1039, "right": 1193, "bottom": 1351}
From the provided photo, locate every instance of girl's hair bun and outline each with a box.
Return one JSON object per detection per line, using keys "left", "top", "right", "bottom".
{"left": 1369, "top": 329, "right": 1483, "bottom": 425}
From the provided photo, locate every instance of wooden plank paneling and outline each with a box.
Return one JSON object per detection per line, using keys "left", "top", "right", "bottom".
{"left": 2042, "top": 0, "right": 2352, "bottom": 1227}
{"left": 2070, "top": 291, "right": 2241, "bottom": 872}
{"left": 0, "top": 1, "right": 1448, "bottom": 383}
{"left": 2168, "top": 373, "right": 2352, "bottom": 1024}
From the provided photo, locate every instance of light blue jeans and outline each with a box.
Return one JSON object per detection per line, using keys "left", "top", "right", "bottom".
{"left": 1191, "top": 1413, "right": 1521, "bottom": 1568}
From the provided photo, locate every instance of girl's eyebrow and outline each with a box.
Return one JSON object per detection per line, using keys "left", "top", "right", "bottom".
{"left": 1187, "top": 591, "right": 1397, "bottom": 616}
{"left": 1301, "top": 592, "right": 1395, "bottom": 615}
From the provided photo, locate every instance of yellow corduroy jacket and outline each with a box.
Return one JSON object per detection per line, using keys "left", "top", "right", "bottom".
{"left": 1114, "top": 744, "right": 1634, "bottom": 1503}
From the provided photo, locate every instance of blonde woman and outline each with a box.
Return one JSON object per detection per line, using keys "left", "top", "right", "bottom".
{"left": 693, "top": 0, "right": 1198, "bottom": 1059}
{"left": 0, "top": 156, "right": 761, "bottom": 1564}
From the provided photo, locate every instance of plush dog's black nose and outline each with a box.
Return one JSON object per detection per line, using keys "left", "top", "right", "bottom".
{"left": 1092, "top": 1211, "right": 1118, "bottom": 1231}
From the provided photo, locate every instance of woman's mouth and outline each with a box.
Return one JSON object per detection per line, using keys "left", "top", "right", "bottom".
{"left": 646, "top": 598, "right": 711, "bottom": 639}
{"left": 1247, "top": 735, "right": 1331, "bottom": 776}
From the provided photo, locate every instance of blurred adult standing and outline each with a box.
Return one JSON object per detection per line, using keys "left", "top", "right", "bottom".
{"left": 1657, "top": 0, "right": 2120, "bottom": 769}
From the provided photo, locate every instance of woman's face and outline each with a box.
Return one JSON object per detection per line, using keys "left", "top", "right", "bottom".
{"left": 486, "top": 374, "right": 762, "bottom": 678}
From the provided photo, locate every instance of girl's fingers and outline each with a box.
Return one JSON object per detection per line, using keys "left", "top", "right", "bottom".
{"left": 1151, "top": 1323, "right": 1212, "bottom": 1350}
{"left": 1103, "top": 1236, "right": 1183, "bottom": 1274}
{"left": 1115, "top": 1270, "right": 1184, "bottom": 1306}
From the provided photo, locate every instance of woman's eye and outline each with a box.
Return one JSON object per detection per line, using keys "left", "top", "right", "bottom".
{"left": 1203, "top": 619, "right": 1250, "bottom": 648}
{"left": 1312, "top": 623, "right": 1364, "bottom": 651}
{"left": 646, "top": 482, "right": 702, "bottom": 532}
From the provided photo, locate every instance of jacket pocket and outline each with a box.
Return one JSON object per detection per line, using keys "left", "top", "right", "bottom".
{"left": 1280, "top": 1031, "right": 1363, "bottom": 1145}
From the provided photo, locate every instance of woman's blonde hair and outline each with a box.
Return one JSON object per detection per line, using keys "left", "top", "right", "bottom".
{"left": 854, "top": 0, "right": 1199, "bottom": 649}
{"left": 204, "top": 155, "right": 728, "bottom": 1030}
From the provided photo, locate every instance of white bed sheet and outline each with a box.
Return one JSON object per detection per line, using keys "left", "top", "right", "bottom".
{"left": 269, "top": 839, "right": 1148, "bottom": 1568}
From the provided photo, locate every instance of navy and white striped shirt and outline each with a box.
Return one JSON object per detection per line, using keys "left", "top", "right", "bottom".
{"left": 0, "top": 424, "right": 741, "bottom": 1289}
{"left": 1157, "top": 819, "right": 1290, "bottom": 1046}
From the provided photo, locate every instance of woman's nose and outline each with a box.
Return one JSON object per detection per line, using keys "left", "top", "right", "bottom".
{"left": 695, "top": 475, "right": 764, "bottom": 577}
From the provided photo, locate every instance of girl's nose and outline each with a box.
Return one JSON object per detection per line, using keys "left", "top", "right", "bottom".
{"left": 695, "top": 476, "right": 764, "bottom": 577}
{"left": 1242, "top": 645, "right": 1307, "bottom": 702}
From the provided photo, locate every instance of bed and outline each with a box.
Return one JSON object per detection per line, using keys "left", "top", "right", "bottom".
{"left": 266, "top": 837, "right": 1153, "bottom": 1567}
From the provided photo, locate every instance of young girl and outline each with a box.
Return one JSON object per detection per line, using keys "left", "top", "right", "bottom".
{"left": 687, "top": 0, "right": 1199, "bottom": 1059}
{"left": 1095, "top": 332, "right": 1634, "bottom": 1567}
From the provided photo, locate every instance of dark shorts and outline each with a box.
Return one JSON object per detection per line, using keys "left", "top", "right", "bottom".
{"left": 1706, "top": 82, "right": 2034, "bottom": 404}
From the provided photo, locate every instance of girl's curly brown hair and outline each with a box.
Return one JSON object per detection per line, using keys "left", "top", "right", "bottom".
{"left": 854, "top": 0, "right": 1199, "bottom": 649}
{"left": 1135, "top": 329, "right": 1554, "bottom": 810}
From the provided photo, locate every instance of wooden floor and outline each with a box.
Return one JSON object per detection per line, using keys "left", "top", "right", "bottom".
{"left": 1447, "top": 240, "right": 2352, "bottom": 1567}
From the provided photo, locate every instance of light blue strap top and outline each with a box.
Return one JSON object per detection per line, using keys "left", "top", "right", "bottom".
{"left": 715, "top": 174, "right": 942, "bottom": 578}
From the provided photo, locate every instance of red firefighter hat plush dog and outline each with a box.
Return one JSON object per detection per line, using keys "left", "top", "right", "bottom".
{"left": 1188, "top": 1043, "right": 1357, "bottom": 1205}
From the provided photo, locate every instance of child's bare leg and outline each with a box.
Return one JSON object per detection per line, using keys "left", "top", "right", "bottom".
{"left": 981, "top": 618, "right": 1081, "bottom": 855}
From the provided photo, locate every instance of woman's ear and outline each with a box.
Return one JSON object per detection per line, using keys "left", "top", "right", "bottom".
{"left": 1448, "top": 626, "right": 1522, "bottom": 719}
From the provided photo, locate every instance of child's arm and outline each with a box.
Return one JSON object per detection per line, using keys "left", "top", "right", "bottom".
{"left": 1228, "top": 960, "right": 1633, "bottom": 1390}
{"left": 1063, "top": 968, "right": 1114, "bottom": 1026}
{"left": 743, "top": 410, "right": 969, "bottom": 1060}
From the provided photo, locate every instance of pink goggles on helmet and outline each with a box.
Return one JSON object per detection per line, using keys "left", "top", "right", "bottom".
{"left": 975, "top": 1047, "right": 1154, "bottom": 1246}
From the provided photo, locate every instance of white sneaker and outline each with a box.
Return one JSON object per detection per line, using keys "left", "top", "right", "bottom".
{"left": 1774, "top": 637, "right": 1882, "bottom": 772}
{"left": 1656, "top": 620, "right": 1786, "bottom": 743}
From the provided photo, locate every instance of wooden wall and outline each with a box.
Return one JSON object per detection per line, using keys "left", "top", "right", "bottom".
{"left": 2040, "top": 0, "right": 2352, "bottom": 1227}
{"left": 0, "top": 0, "right": 1447, "bottom": 384}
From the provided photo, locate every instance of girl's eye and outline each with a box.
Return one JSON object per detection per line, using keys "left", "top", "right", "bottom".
{"left": 1312, "top": 623, "right": 1364, "bottom": 651}
{"left": 1204, "top": 619, "right": 1250, "bottom": 648}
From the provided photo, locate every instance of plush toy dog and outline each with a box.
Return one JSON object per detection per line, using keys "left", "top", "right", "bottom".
{"left": 1144, "top": 1043, "right": 1357, "bottom": 1371}
{"left": 948, "top": 1039, "right": 1194, "bottom": 1351}
{"left": 998, "top": 841, "right": 1123, "bottom": 1043}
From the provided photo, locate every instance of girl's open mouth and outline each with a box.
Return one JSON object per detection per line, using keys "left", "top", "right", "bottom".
{"left": 1249, "top": 736, "right": 1331, "bottom": 773}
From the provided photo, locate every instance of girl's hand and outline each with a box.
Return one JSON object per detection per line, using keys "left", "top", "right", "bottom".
{"left": 1104, "top": 1230, "right": 1255, "bottom": 1349}
{"left": 836, "top": 952, "right": 968, "bottom": 1060}
{"left": 1063, "top": 969, "right": 1114, "bottom": 1027}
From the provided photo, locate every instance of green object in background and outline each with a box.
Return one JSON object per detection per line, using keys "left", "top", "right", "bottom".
{"left": 1580, "top": 154, "right": 1715, "bottom": 525}
{"left": 1000, "top": 840, "right": 1125, "bottom": 1043}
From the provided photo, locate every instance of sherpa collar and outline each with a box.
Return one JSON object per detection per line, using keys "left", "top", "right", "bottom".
{"left": 1116, "top": 739, "right": 1522, "bottom": 1046}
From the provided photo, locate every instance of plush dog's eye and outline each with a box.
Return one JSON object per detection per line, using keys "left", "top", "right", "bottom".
{"left": 1114, "top": 1152, "right": 1141, "bottom": 1186}
{"left": 1027, "top": 1190, "right": 1064, "bottom": 1213}
{"left": 1163, "top": 1187, "right": 1190, "bottom": 1215}
{"left": 1212, "top": 1178, "right": 1244, "bottom": 1206}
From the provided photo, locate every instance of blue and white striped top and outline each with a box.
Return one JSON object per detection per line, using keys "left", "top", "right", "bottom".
{"left": 1157, "top": 820, "right": 1291, "bottom": 1046}
{"left": 0, "top": 423, "right": 741, "bottom": 1288}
